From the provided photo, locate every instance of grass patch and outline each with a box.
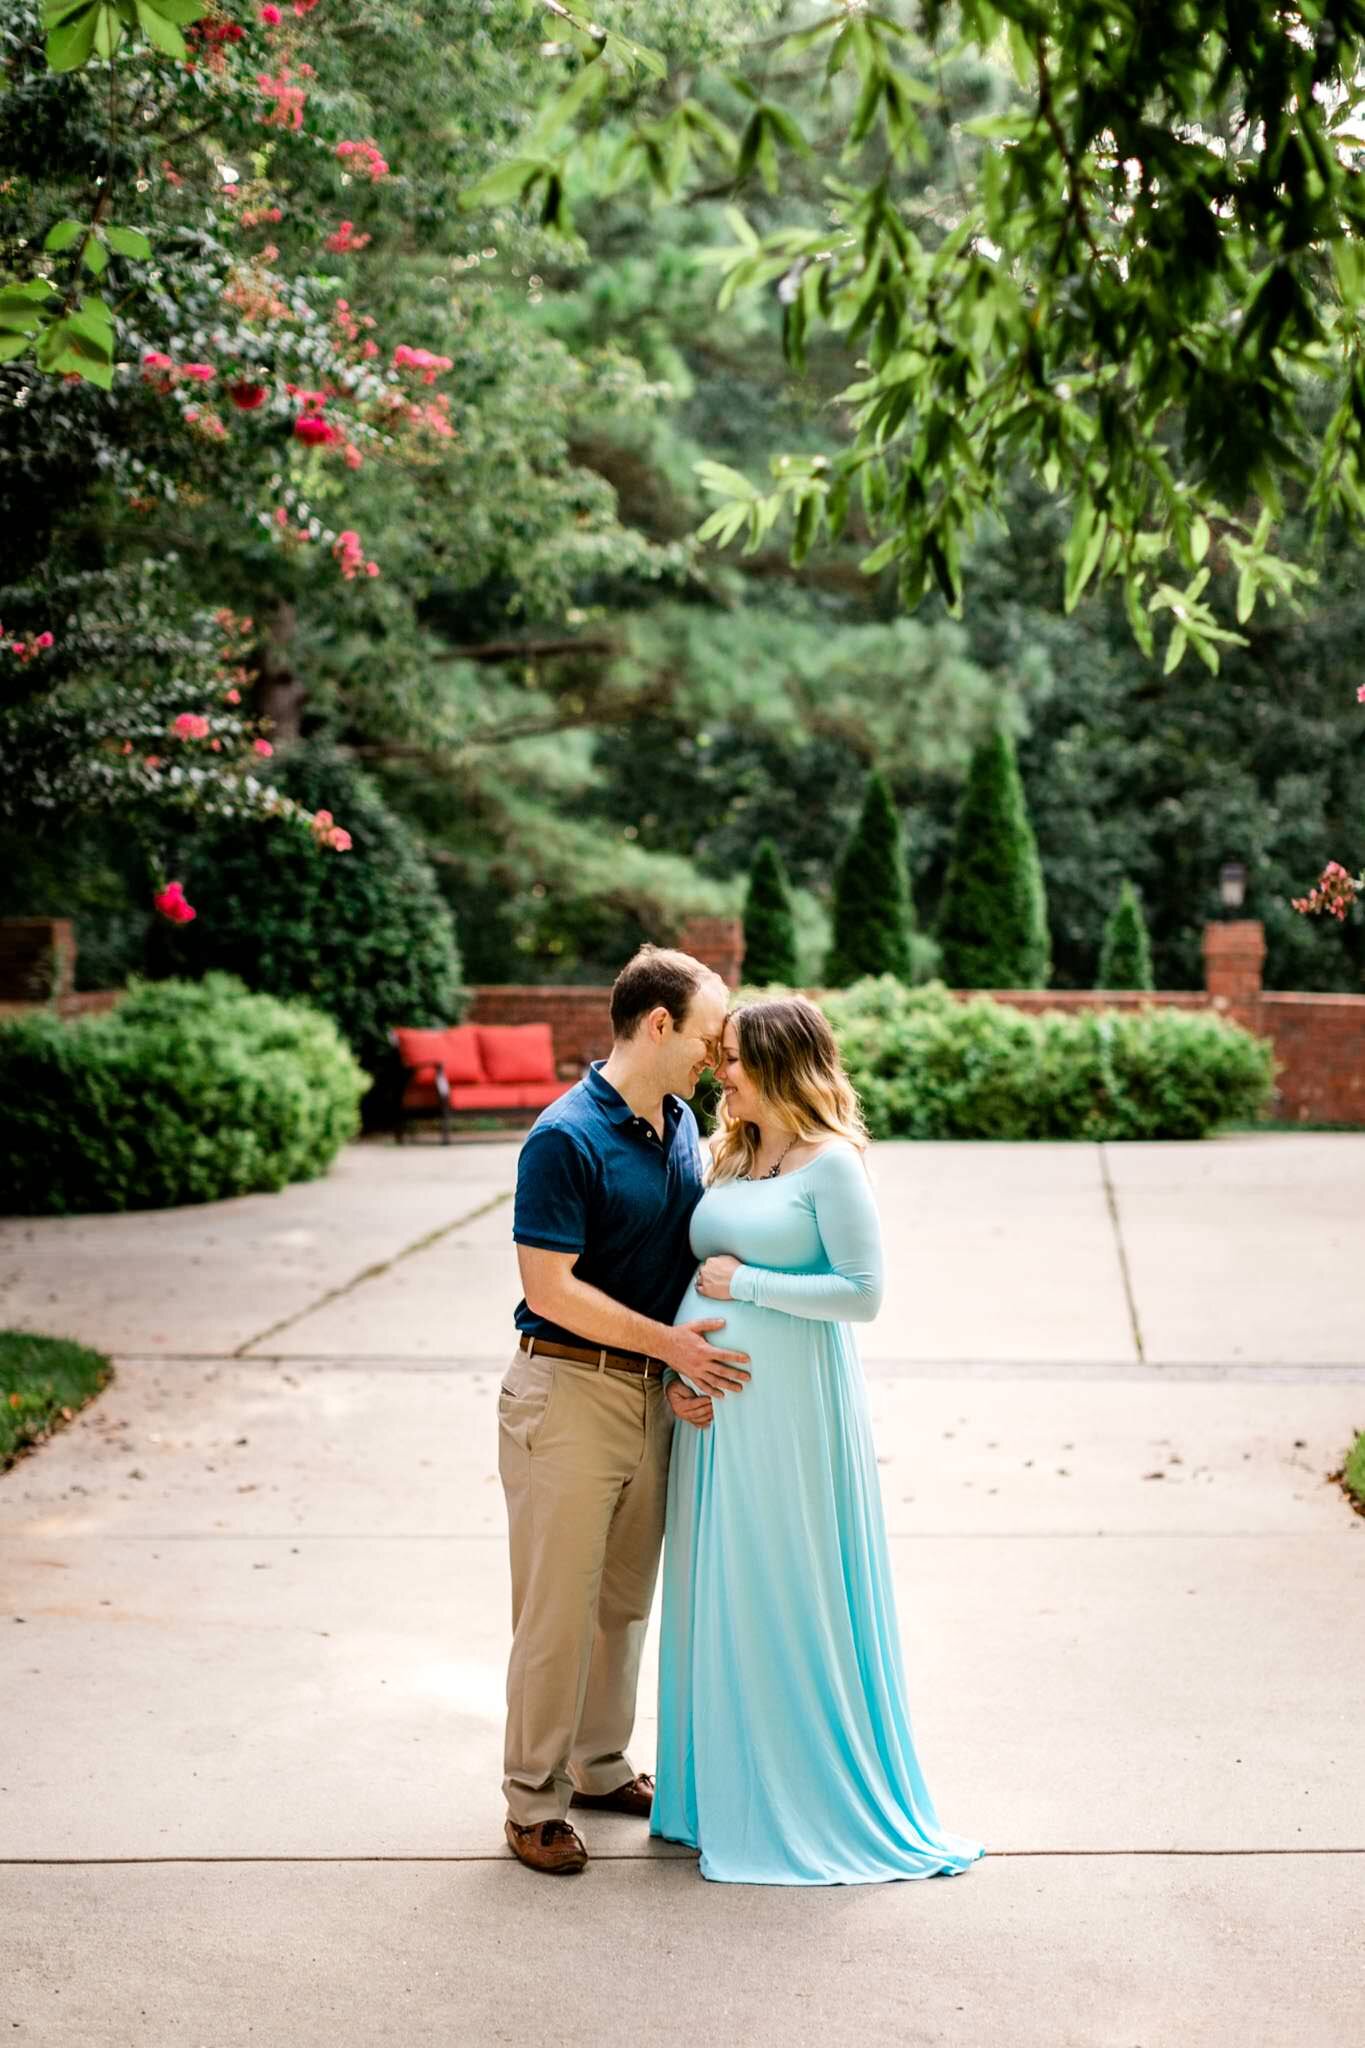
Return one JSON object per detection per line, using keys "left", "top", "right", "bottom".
{"left": 0, "top": 1330, "right": 112, "bottom": 1472}
{"left": 1337, "top": 1431, "right": 1365, "bottom": 1519}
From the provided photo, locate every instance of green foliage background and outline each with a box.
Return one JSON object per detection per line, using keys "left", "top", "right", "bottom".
{"left": 2, "top": 0, "right": 1363, "bottom": 1002}
{"left": 152, "top": 744, "right": 466, "bottom": 1076}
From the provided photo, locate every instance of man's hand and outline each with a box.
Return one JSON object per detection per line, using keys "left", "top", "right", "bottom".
{"left": 664, "top": 1318, "right": 750, "bottom": 1396}
{"left": 666, "top": 1380, "right": 714, "bottom": 1430}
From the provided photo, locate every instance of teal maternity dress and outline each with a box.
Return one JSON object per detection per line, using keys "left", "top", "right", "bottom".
{"left": 652, "top": 1143, "right": 984, "bottom": 1886}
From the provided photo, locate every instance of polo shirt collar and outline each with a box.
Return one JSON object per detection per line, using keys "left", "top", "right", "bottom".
{"left": 585, "top": 1060, "right": 683, "bottom": 1130}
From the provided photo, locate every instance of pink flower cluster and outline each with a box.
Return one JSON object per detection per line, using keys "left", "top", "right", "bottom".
{"left": 1291, "top": 861, "right": 1360, "bottom": 922}
{"left": 311, "top": 809, "right": 352, "bottom": 852}
{"left": 6, "top": 629, "right": 54, "bottom": 664}
{"left": 336, "top": 138, "right": 389, "bottom": 182}
{"left": 332, "top": 530, "right": 379, "bottom": 580}
{"left": 294, "top": 413, "right": 337, "bottom": 446}
{"left": 325, "top": 219, "right": 372, "bottom": 254}
{"left": 258, "top": 68, "right": 307, "bottom": 131}
{"left": 259, "top": 4, "right": 283, "bottom": 21}
{"left": 154, "top": 881, "right": 197, "bottom": 925}
{"left": 393, "top": 344, "right": 453, "bottom": 385}
{"left": 173, "top": 712, "right": 211, "bottom": 740}
{"left": 142, "top": 353, "right": 216, "bottom": 394}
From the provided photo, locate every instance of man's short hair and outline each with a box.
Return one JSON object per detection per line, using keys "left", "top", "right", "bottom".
{"left": 610, "top": 946, "right": 718, "bottom": 1041}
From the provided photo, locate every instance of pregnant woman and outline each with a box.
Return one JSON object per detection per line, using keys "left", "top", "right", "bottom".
{"left": 653, "top": 994, "right": 984, "bottom": 1886}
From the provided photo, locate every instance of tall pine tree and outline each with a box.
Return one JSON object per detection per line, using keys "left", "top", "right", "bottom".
{"left": 824, "top": 772, "right": 915, "bottom": 986}
{"left": 743, "top": 838, "right": 799, "bottom": 985}
{"left": 1097, "top": 879, "right": 1155, "bottom": 990}
{"left": 937, "top": 729, "right": 1051, "bottom": 989}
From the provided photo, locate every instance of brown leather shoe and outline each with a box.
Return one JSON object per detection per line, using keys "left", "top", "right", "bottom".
{"left": 504, "top": 1818, "right": 588, "bottom": 1875}
{"left": 570, "top": 1772, "right": 654, "bottom": 1819}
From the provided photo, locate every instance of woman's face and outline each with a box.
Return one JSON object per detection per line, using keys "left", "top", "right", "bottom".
{"left": 717, "top": 1019, "right": 764, "bottom": 1125}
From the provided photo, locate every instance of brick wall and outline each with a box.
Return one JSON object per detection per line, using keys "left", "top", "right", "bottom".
{"left": 470, "top": 966, "right": 1365, "bottom": 1126}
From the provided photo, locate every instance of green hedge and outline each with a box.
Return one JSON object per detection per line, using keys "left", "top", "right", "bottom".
{"left": 0, "top": 975, "right": 366, "bottom": 1215}
{"left": 820, "top": 978, "right": 1275, "bottom": 1140}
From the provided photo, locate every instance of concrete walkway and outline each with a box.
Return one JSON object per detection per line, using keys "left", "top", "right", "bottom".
{"left": 2, "top": 1135, "right": 1363, "bottom": 2045}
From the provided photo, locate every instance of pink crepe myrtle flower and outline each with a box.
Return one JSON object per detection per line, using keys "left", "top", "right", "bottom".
{"left": 253, "top": 738, "right": 274, "bottom": 757}
{"left": 327, "top": 827, "right": 352, "bottom": 851}
{"left": 260, "top": 3, "right": 282, "bottom": 21}
{"left": 229, "top": 382, "right": 269, "bottom": 411}
{"left": 392, "top": 344, "right": 453, "bottom": 385}
{"left": 172, "top": 712, "right": 210, "bottom": 740}
{"left": 154, "top": 881, "right": 197, "bottom": 925}
{"left": 1357, "top": 684, "right": 1365, "bottom": 704}
{"left": 180, "top": 362, "right": 215, "bottom": 382}
{"left": 1291, "top": 861, "right": 1360, "bottom": 922}
{"left": 332, "top": 528, "right": 378, "bottom": 579}
{"left": 335, "top": 138, "right": 389, "bottom": 182}
{"left": 293, "top": 413, "right": 338, "bottom": 446}
{"left": 258, "top": 69, "right": 307, "bottom": 130}
{"left": 325, "top": 219, "right": 372, "bottom": 254}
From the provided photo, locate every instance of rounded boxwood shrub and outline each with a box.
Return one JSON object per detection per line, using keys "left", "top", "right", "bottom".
{"left": 0, "top": 974, "right": 366, "bottom": 1215}
{"left": 820, "top": 978, "right": 1274, "bottom": 1140}
{"left": 154, "top": 743, "right": 466, "bottom": 1078}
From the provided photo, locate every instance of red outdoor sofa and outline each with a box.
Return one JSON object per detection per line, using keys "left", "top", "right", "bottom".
{"left": 390, "top": 1022, "right": 574, "bottom": 1142}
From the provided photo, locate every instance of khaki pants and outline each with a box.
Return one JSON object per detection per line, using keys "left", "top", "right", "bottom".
{"left": 498, "top": 1343, "right": 673, "bottom": 1825}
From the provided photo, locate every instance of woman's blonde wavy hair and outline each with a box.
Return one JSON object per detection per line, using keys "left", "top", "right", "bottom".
{"left": 707, "top": 995, "right": 869, "bottom": 1185}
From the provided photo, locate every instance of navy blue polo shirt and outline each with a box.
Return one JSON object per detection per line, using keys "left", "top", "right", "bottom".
{"left": 512, "top": 1061, "right": 705, "bottom": 1348}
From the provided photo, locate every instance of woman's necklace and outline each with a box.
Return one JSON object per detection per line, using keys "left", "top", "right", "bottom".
{"left": 741, "top": 1134, "right": 797, "bottom": 1183}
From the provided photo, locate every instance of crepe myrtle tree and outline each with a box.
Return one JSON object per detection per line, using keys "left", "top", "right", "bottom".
{"left": 0, "top": 1, "right": 462, "bottom": 897}
{"left": 464, "top": 0, "right": 1365, "bottom": 678}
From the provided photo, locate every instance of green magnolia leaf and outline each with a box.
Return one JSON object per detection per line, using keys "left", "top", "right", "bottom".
{"left": 44, "top": 219, "right": 86, "bottom": 252}
{"left": 105, "top": 225, "right": 152, "bottom": 260}
{"left": 133, "top": 0, "right": 186, "bottom": 59}
{"left": 46, "top": 4, "right": 99, "bottom": 70}
{"left": 81, "top": 236, "right": 109, "bottom": 275}
{"left": 65, "top": 295, "right": 115, "bottom": 347}
{"left": 525, "top": 59, "right": 607, "bottom": 152}
{"left": 460, "top": 157, "right": 549, "bottom": 209}
{"left": 0, "top": 334, "right": 32, "bottom": 363}
{"left": 1189, "top": 515, "right": 1211, "bottom": 565}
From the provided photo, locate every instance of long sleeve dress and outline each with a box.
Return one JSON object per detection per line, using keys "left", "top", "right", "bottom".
{"left": 652, "top": 1142, "right": 984, "bottom": 1886}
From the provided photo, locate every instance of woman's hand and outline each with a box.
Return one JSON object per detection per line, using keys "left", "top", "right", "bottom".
{"left": 666, "top": 1380, "right": 714, "bottom": 1430}
{"left": 696, "top": 1254, "right": 742, "bottom": 1301}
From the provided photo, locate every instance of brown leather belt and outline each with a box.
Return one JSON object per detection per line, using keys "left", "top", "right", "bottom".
{"left": 519, "top": 1333, "right": 666, "bottom": 1380}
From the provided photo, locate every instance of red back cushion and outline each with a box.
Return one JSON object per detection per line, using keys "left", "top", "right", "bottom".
{"left": 476, "top": 1022, "right": 557, "bottom": 1085}
{"left": 393, "top": 1025, "right": 485, "bottom": 1084}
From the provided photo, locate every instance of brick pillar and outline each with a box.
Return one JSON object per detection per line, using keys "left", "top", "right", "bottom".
{"left": 0, "top": 918, "right": 76, "bottom": 1003}
{"left": 676, "top": 916, "right": 745, "bottom": 990}
{"left": 1202, "top": 920, "right": 1266, "bottom": 1004}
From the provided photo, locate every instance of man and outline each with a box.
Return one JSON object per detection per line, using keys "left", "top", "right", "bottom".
{"left": 499, "top": 945, "right": 750, "bottom": 1875}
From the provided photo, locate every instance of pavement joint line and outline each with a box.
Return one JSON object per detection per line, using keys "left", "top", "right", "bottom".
{"left": 3, "top": 1528, "right": 1359, "bottom": 1543}
{"left": 230, "top": 1188, "right": 513, "bottom": 1359}
{"left": 1098, "top": 1141, "right": 1145, "bottom": 1365}
{"left": 102, "top": 1353, "right": 1365, "bottom": 1381}
{"left": 1, "top": 1850, "right": 1362, "bottom": 1867}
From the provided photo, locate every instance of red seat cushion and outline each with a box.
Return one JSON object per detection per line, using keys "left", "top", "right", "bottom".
{"left": 393, "top": 1025, "right": 485, "bottom": 1085}
{"left": 475, "top": 1023, "right": 557, "bottom": 1085}
{"left": 445, "top": 1083, "right": 533, "bottom": 1111}
{"left": 514, "top": 1081, "right": 574, "bottom": 1109}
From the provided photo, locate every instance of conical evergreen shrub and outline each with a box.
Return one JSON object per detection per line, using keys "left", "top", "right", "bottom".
{"left": 742, "top": 837, "right": 799, "bottom": 985}
{"left": 937, "top": 728, "right": 1050, "bottom": 988}
{"left": 824, "top": 771, "right": 915, "bottom": 986}
{"left": 1097, "top": 878, "right": 1155, "bottom": 990}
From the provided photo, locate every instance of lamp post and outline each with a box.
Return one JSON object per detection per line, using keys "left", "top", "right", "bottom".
{"left": 1218, "top": 861, "right": 1248, "bottom": 918}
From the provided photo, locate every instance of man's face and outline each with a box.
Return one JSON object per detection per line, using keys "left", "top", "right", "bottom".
{"left": 668, "top": 983, "right": 729, "bottom": 1098}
